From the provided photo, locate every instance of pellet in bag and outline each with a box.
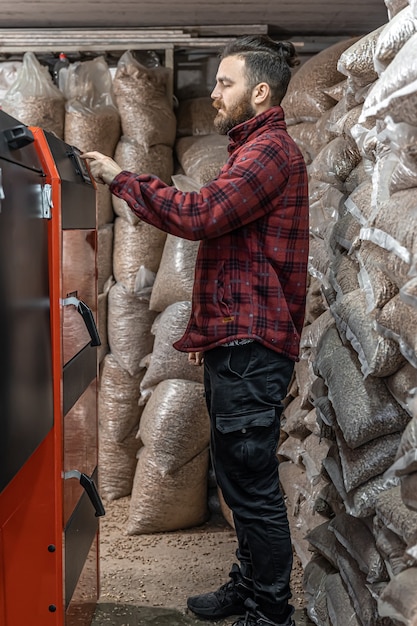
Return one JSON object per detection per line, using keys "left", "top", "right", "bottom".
{"left": 314, "top": 327, "right": 410, "bottom": 448}
{"left": 137, "top": 378, "right": 210, "bottom": 475}
{"left": 127, "top": 447, "right": 209, "bottom": 534}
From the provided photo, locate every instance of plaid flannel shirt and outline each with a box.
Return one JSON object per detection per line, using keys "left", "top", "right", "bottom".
{"left": 110, "top": 106, "right": 309, "bottom": 360}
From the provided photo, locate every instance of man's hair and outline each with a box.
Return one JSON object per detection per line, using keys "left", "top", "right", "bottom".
{"left": 220, "top": 35, "right": 300, "bottom": 105}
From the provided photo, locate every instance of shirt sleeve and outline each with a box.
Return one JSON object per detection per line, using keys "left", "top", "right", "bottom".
{"left": 109, "top": 138, "right": 291, "bottom": 241}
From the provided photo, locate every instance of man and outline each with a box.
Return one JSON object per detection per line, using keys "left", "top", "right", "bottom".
{"left": 82, "top": 34, "right": 309, "bottom": 626}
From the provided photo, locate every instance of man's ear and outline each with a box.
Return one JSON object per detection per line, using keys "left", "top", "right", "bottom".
{"left": 252, "top": 82, "right": 270, "bottom": 106}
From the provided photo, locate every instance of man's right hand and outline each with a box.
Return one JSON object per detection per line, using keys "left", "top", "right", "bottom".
{"left": 81, "top": 151, "right": 122, "bottom": 186}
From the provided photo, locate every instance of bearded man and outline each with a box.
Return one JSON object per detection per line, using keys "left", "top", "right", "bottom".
{"left": 82, "top": 34, "right": 309, "bottom": 626}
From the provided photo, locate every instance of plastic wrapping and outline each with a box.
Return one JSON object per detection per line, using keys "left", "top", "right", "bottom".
{"left": 150, "top": 234, "right": 199, "bottom": 312}
{"left": 308, "top": 136, "right": 361, "bottom": 187}
{"left": 139, "top": 301, "right": 204, "bottom": 401}
{"left": 337, "top": 26, "right": 384, "bottom": 87}
{"left": 2, "top": 51, "right": 65, "bottom": 138}
{"left": 113, "top": 50, "right": 176, "bottom": 147}
{"left": 314, "top": 326, "right": 410, "bottom": 448}
{"left": 0, "top": 60, "right": 21, "bottom": 104}
{"left": 375, "top": 293, "right": 417, "bottom": 368}
{"left": 361, "top": 32, "right": 417, "bottom": 124}
{"left": 175, "top": 134, "right": 229, "bottom": 185}
{"left": 374, "top": 6, "right": 417, "bottom": 75}
{"left": 281, "top": 38, "right": 358, "bottom": 124}
{"left": 329, "top": 512, "right": 389, "bottom": 583}
{"left": 331, "top": 287, "right": 404, "bottom": 377}
{"left": 176, "top": 96, "right": 216, "bottom": 137}
{"left": 112, "top": 216, "right": 166, "bottom": 289}
{"left": 385, "top": 0, "right": 410, "bottom": 20}
{"left": 128, "top": 446, "right": 209, "bottom": 534}
{"left": 63, "top": 56, "right": 121, "bottom": 155}
{"left": 378, "top": 567, "right": 417, "bottom": 624}
{"left": 137, "top": 379, "right": 209, "bottom": 475}
{"left": 107, "top": 279, "right": 158, "bottom": 376}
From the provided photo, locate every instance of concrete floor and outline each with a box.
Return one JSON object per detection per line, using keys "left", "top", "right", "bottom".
{"left": 91, "top": 604, "right": 313, "bottom": 625}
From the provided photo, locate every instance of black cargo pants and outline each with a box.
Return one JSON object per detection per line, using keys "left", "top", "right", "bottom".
{"left": 203, "top": 341, "right": 294, "bottom": 620}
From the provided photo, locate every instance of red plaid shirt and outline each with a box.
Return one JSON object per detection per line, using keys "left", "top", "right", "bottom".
{"left": 110, "top": 106, "right": 309, "bottom": 360}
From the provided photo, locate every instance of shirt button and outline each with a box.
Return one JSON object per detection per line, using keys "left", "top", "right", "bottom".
{"left": 241, "top": 428, "right": 247, "bottom": 433}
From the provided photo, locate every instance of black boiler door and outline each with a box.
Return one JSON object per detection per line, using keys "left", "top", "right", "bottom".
{"left": 0, "top": 113, "right": 53, "bottom": 493}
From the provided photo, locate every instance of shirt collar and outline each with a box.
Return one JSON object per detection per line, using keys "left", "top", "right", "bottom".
{"left": 227, "top": 106, "right": 287, "bottom": 151}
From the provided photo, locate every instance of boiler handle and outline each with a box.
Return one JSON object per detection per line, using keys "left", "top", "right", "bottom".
{"left": 63, "top": 295, "right": 101, "bottom": 346}
{"left": 64, "top": 470, "right": 105, "bottom": 517}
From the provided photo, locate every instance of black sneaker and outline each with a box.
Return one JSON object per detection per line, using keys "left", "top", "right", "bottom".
{"left": 187, "top": 564, "right": 253, "bottom": 619}
{"left": 232, "top": 598, "right": 295, "bottom": 626}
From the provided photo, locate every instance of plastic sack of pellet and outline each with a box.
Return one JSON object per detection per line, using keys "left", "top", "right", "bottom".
{"left": 303, "top": 556, "right": 335, "bottom": 626}
{"left": 335, "top": 425, "right": 402, "bottom": 492}
{"left": 344, "top": 160, "right": 373, "bottom": 193}
{"left": 300, "top": 309, "right": 335, "bottom": 354}
{"left": 287, "top": 121, "right": 325, "bottom": 164}
{"left": 309, "top": 185, "right": 344, "bottom": 238}
{"left": 323, "top": 79, "right": 347, "bottom": 103}
{"left": 63, "top": 56, "right": 121, "bottom": 156}
{"left": 112, "top": 51, "right": 176, "bottom": 147}
{"left": 107, "top": 278, "right": 158, "bottom": 376}
{"left": 98, "top": 353, "right": 144, "bottom": 444}
{"left": 314, "top": 326, "right": 410, "bottom": 448}
{"left": 175, "top": 134, "right": 229, "bottom": 185}
{"left": 375, "top": 293, "right": 417, "bottom": 368}
{"left": 176, "top": 96, "right": 216, "bottom": 137}
{"left": 374, "top": 6, "right": 417, "bottom": 75}
{"left": 127, "top": 447, "right": 209, "bottom": 534}
{"left": 0, "top": 60, "right": 21, "bottom": 105}
{"left": 325, "top": 572, "right": 362, "bottom": 626}
{"left": 281, "top": 38, "right": 359, "bottom": 124}
{"left": 149, "top": 234, "right": 199, "bottom": 312}
{"left": 361, "top": 32, "right": 417, "bottom": 125}
{"left": 329, "top": 250, "right": 360, "bottom": 298}
{"left": 115, "top": 135, "right": 174, "bottom": 188}
{"left": 329, "top": 512, "right": 388, "bottom": 583}
{"left": 2, "top": 51, "right": 65, "bottom": 139}
{"left": 384, "top": 415, "right": 417, "bottom": 478}
{"left": 99, "top": 425, "right": 142, "bottom": 501}
{"left": 301, "top": 433, "right": 332, "bottom": 486}
{"left": 354, "top": 240, "right": 406, "bottom": 311}
{"left": 305, "top": 521, "right": 339, "bottom": 568}
{"left": 378, "top": 567, "right": 417, "bottom": 624}
{"left": 385, "top": 360, "right": 417, "bottom": 413}
{"left": 137, "top": 378, "right": 209, "bottom": 475}
{"left": 359, "top": 188, "right": 417, "bottom": 268}
{"left": 374, "top": 116, "right": 417, "bottom": 196}
{"left": 280, "top": 395, "right": 311, "bottom": 440}
{"left": 400, "top": 276, "right": 417, "bottom": 308}
{"left": 338, "top": 27, "right": 384, "bottom": 88}
{"left": 139, "top": 301, "right": 204, "bottom": 401}
{"left": 331, "top": 288, "right": 404, "bottom": 377}
{"left": 401, "top": 472, "right": 417, "bottom": 510}
{"left": 112, "top": 216, "right": 166, "bottom": 290}
{"left": 308, "top": 136, "right": 361, "bottom": 188}
{"left": 385, "top": 0, "right": 410, "bottom": 20}
{"left": 334, "top": 542, "right": 381, "bottom": 626}
{"left": 374, "top": 520, "right": 409, "bottom": 576}
{"left": 171, "top": 173, "right": 202, "bottom": 192}
{"left": 97, "top": 184, "right": 114, "bottom": 227}
{"left": 375, "top": 485, "right": 417, "bottom": 551}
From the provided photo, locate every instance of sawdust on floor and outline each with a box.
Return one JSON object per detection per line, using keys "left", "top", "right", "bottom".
{"left": 94, "top": 497, "right": 309, "bottom": 622}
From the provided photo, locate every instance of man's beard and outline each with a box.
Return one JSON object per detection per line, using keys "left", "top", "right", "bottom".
{"left": 214, "top": 95, "right": 256, "bottom": 135}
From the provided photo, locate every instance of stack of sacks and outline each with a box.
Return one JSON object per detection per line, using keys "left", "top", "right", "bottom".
{"left": 62, "top": 56, "right": 121, "bottom": 364}
{"left": 277, "top": 2, "right": 417, "bottom": 622}
{"left": 175, "top": 96, "right": 229, "bottom": 185}
{"left": 99, "top": 51, "right": 176, "bottom": 502}
{"left": 126, "top": 101, "right": 218, "bottom": 534}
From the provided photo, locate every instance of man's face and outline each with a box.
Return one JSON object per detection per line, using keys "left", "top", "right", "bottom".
{"left": 211, "top": 56, "right": 256, "bottom": 135}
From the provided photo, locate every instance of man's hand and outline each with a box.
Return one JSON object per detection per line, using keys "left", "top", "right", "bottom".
{"left": 188, "top": 352, "right": 204, "bottom": 366}
{"left": 81, "top": 151, "right": 123, "bottom": 185}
